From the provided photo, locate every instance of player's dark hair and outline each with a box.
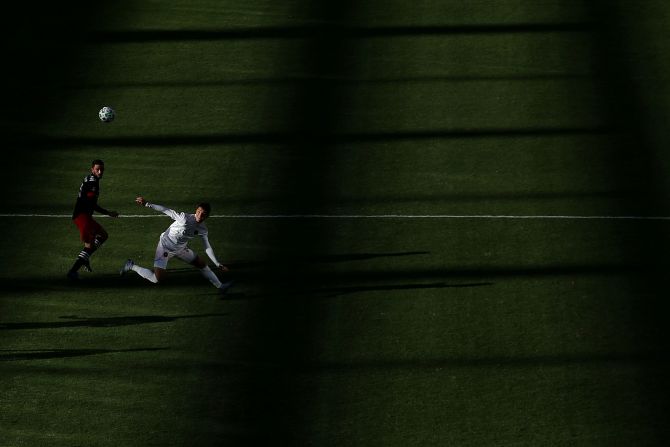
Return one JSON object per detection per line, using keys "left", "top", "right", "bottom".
{"left": 91, "top": 159, "right": 105, "bottom": 167}
{"left": 197, "top": 202, "right": 211, "bottom": 215}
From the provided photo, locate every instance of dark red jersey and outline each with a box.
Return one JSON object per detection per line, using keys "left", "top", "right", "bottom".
{"left": 72, "top": 174, "right": 109, "bottom": 219}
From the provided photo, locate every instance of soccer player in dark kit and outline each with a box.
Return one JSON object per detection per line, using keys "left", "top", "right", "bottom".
{"left": 67, "top": 159, "right": 119, "bottom": 280}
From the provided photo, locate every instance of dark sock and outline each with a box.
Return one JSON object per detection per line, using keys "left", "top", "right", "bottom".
{"left": 69, "top": 247, "right": 96, "bottom": 273}
{"left": 69, "top": 257, "right": 85, "bottom": 273}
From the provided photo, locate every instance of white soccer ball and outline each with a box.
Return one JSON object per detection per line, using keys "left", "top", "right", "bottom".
{"left": 99, "top": 106, "right": 115, "bottom": 123}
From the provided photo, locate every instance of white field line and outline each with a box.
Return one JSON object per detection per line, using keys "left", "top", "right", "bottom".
{"left": 1, "top": 213, "right": 670, "bottom": 220}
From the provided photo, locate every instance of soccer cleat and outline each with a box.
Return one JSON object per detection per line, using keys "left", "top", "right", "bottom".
{"left": 82, "top": 259, "right": 93, "bottom": 272}
{"left": 218, "top": 280, "right": 234, "bottom": 295}
{"left": 66, "top": 270, "right": 79, "bottom": 281}
{"left": 120, "top": 259, "right": 134, "bottom": 276}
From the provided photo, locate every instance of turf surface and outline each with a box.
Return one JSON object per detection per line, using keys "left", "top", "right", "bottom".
{"left": 2, "top": 1, "right": 670, "bottom": 446}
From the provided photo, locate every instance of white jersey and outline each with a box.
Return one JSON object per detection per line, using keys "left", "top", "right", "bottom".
{"left": 146, "top": 202, "right": 222, "bottom": 266}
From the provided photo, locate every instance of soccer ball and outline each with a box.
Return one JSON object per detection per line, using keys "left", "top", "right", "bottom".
{"left": 99, "top": 106, "right": 115, "bottom": 123}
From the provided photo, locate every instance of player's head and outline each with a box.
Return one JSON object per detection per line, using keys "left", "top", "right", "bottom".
{"left": 91, "top": 159, "right": 105, "bottom": 178}
{"left": 195, "top": 202, "right": 211, "bottom": 222}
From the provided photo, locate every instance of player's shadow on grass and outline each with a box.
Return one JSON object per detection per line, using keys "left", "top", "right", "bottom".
{"left": 0, "top": 313, "right": 229, "bottom": 331}
{"left": 0, "top": 347, "right": 168, "bottom": 362}
{"left": 224, "top": 251, "right": 430, "bottom": 270}
{"left": 1, "top": 272, "right": 232, "bottom": 292}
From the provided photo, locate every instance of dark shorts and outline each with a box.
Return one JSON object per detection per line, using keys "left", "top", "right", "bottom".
{"left": 73, "top": 214, "right": 104, "bottom": 243}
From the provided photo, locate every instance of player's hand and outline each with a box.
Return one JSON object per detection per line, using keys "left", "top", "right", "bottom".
{"left": 218, "top": 265, "right": 229, "bottom": 273}
{"left": 109, "top": 211, "right": 119, "bottom": 218}
{"left": 135, "top": 196, "right": 146, "bottom": 206}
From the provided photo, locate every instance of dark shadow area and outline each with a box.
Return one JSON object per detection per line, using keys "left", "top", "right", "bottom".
{"left": 228, "top": 251, "right": 429, "bottom": 268}
{"left": 7, "top": 351, "right": 663, "bottom": 374}
{"left": 306, "top": 251, "right": 429, "bottom": 262}
{"left": 64, "top": 73, "right": 593, "bottom": 89}
{"left": 0, "top": 347, "right": 168, "bottom": 362}
{"left": 226, "top": 2, "right": 374, "bottom": 443}
{"left": 2, "top": 261, "right": 644, "bottom": 292}
{"left": 0, "top": 313, "right": 228, "bottom": 330}
{"left": 224, "top": 281, "right": 493, "bottom": 301}
{"left": 1, "top": 272, "right": 234, "bottom": 293}
{"left": 0, "top": 3, "right": 116, "bottom": 138}
{"left": 296, "top": 351, "right": 670, "bottom": 373}
{"left": 319, "top": 263, "right": 646, "bottom": 280}
{"left": 586, "top": 1, "right": 670, "bottom": 439}
{"left": 86, "top": 23, "right": 592, "bottom": 43}
{"left": 229, "top": 262, "right": 642, "bottom": 281}
{"left": 14, "top": 126, "right": 612, "bottom": 148}
{"left": 129, "top": 260, "right": 653, "bottom": 279}
{"left": 315, "top": 281, "right": 491, "bottom": 297}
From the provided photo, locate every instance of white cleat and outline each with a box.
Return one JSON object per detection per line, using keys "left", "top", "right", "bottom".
{"left": 120, "top": 259, "right": 134, "bottom": 276}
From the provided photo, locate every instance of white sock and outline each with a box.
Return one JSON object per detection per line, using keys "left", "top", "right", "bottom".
{"left": 200, "top": 266, "right": 222, "bottom": 288}
{"left": 131, "top": 265, "right": 158, "bottom": 283}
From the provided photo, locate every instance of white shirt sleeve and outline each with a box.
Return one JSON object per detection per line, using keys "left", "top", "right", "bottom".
{"left": 146, "top": 202, "right": 181, "bottom": 221}
{"left": 201, "top": 233, "right": 221, "bottom": 267}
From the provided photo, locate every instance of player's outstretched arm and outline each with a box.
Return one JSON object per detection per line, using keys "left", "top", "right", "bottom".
{"left": 202, "top": 234, "right": 229, "bottom": 272}
{"left": 136, "top": 196, "right": 181, "bottom": 220}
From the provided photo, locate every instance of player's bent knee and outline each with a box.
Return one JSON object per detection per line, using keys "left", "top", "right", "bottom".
{"left": 154, "top": 269, "right": 166, "bottom": 282}
{"left": 191, "top": 257, "right": 206, "bottom": 269}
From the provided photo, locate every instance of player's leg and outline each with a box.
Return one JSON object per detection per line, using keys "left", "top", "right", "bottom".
{"left": 92, "top": 227, "right": 109, "bottom": 251}
{"left": 121, "top": 240, "right": 170, "bottom": 284}
{"left": 81, "top": 226, "right": 108, "bottom": 272}
{"left": 193, "top": 255, "right": 224, "bottom": 287}
{"left": 68, "top": 215, "right": 102, "bottom": 278}
{"left": 178, "top": 249, "right": 232, "bottom": 291}
{"left": 122, "top": 259, "right": 162, "bottom": 283}
{"left": 78, "top": 220, "right": 107, "bottom": 272}
{"left": 131, "top": 263, "right": 162, "bottom": 283}
{"left": 154, "top": 267, "right": 166, "bottom": 282}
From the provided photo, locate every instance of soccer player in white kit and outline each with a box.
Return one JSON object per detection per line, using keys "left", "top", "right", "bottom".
{"left": 120, "top": 196, "right": 233, "bottom": 293}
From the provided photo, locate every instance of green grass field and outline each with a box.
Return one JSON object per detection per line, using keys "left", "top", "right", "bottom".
{"left": 2, "top": 1, "right": 670, "bottom": 446}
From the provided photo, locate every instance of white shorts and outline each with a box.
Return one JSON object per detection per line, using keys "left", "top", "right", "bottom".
{"left": 153, "top": 240, "right": 197, "bottom": 269}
